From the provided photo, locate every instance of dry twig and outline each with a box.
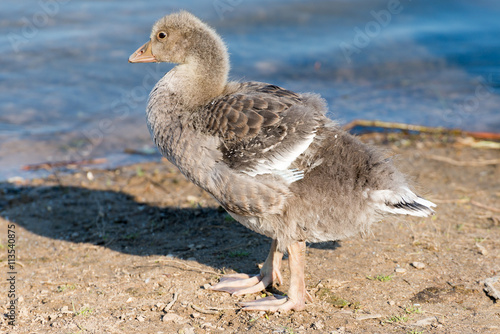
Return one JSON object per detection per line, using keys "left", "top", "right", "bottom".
{"left": 470, "top": 201, "right": 500, "bottom": 213}
{"left": 152, "top": 258, "right": 220, "bottom": 275}
{"left": 164, "top": 292, "right": 179, "bottom": 312}
{"left": 22, "top": 158, "right": 107, "bottom": 171}
{"left": 425, "top": 154, "right": 500, "bottom": 166}
{"left": 343, "top": 119, "right": 500, "bottom": 140}
{"left": 429, "top": 198, "right": 500, "bottom": 214}
{"left": 428, "top": 198, "right": 470, "bottom": 204}
{"left": 191, "top": 304, "right": 240, "bottom": 314}
{"left": 191, "top": 304, "right": 219, "bottom": 314}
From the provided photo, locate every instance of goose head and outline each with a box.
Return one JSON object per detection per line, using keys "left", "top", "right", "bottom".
{"left": 129, "top": 11, "right": 229, "bottom": 68}
{"left": 129, "top": 11, "right": 230, "bottom": 105}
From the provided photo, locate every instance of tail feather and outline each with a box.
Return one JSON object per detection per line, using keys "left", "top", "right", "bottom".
{"left": 370, "top": 187, "right": 436, "bottom": 217}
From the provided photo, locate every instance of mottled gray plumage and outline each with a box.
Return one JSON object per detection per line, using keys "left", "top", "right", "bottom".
{"left": 129, "top": 11, "right": 435, "bottom": 312}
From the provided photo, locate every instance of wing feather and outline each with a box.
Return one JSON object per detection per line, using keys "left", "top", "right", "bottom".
{"left": 198, "top": 82, "right": 323, "bottom": 177}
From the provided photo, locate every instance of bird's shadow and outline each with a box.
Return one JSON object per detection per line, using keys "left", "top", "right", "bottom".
{"left": 1, "top": 182, "right": 340, "bottom": 274}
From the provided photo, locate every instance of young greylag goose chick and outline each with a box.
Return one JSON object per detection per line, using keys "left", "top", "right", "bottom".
{"left": 129, "top": 11, "right": 435, "bottom": 312}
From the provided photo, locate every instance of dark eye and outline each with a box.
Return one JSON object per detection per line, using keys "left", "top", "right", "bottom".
{"left": 157, "top": 31, "right": 167, "bottom": 40}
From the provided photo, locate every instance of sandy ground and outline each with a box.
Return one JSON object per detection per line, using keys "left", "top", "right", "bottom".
{"left": 0, "top": 133, "right": 499, "bottom": 334}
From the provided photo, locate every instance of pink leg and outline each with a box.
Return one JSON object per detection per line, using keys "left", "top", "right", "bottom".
{"left": 240, "top": 241, "right": 312, "bottom": 312}
{"left": 209, "top": 240, "right": 283, "bottom": 295}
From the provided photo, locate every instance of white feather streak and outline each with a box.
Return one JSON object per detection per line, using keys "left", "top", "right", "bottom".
{"left": 244, "top": 132, "right": 316, "bottom": 183}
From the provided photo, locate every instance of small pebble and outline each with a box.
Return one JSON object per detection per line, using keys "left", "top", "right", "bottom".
{"left": 201, "top": 322, "right": 216, "bottom": 329}
{"left": 162, "top": 313, "right": 185, "bottom": 323}
{"left": 411, "top": 316, "right": 437, "bottom": 327}
{"left": 484, "top": 276, "right": 500, "bottom": 301}
{"left": 136, "top": 315, "right": 145, "bottom": 322}
{"left": 395, "top": 268, "right": 406, "bottom": 273}
{"left": 60, "top": 306, "right": 73, "bottom": 314}
{"left": 180, "top": 326, "right": 195, "bottom": 334}
{"left": 311, "top": 320, "right": 324, "bottom": 330}
{"left": 475, "top": 243, "right": 488, "bottom": 255}
{"left": 203, "top": 283, "right": 211, "bottom": 290}
{"left": 388, "top": 300, "right": 395, "bottom": 306}
{"left": 411, "top": 262, "right": 426, "bottom": 269}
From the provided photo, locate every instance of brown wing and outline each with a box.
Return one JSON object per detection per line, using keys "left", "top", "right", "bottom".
{"left": 204, "top": 83, "right": 302, "bottom": 141}
{"left": 197, "top": 82, "right": 323, "bottom": 176}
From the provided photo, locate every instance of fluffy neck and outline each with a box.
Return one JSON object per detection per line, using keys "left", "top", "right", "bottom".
{"left": 163, "top": 34, "right": 229, "bottom": 109}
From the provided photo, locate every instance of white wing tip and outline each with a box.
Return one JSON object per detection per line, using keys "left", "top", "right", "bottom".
{"left": 371, "top": 188, "right": 436, "bottom": 217}
{"left": 415, "top": 196, "right": 436, "bottom": 208}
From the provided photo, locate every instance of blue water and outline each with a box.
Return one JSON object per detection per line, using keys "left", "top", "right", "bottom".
{"left": 1, "top": 0, "right": 499, "bottom": 180}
